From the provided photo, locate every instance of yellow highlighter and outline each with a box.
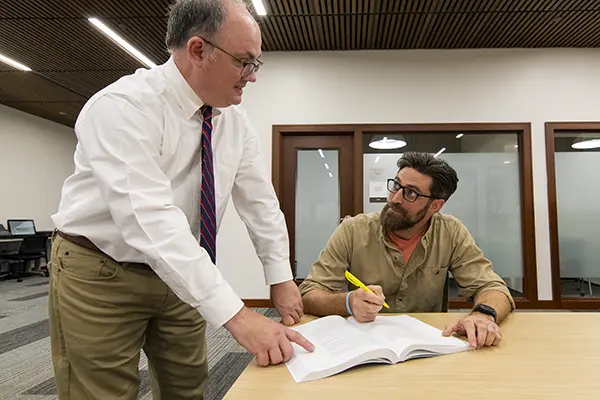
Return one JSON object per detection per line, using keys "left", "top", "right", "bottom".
{"left": 345, "top": 270, "right": 390, "bottom": 309}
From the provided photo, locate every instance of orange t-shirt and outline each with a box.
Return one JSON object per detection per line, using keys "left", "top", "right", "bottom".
{"left": 388, "top": 229, "right": 426, "bottom": 263}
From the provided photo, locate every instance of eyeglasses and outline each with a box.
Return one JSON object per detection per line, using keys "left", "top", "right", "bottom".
{"left": 198, "top": 36, "right": 263, "bottom": 79}
{"left": 387, "top": 179, "right": 437, "bottom": 203}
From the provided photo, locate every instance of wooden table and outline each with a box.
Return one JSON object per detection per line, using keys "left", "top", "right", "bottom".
{"left": 225, "top": 312, "right": 600, "bottom": 399}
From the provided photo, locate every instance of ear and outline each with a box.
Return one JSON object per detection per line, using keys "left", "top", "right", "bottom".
{"left": 187, "top": 36, "right": 208, "bottom": 65}
{"left": 430, "top": 199, "right": 445, "bottom": 213}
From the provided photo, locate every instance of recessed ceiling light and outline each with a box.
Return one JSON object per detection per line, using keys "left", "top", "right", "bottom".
{"left": 318, "top": 149, "right": 324, "bottom": 158}
{"left": 0, "top": 53, "right": 31, "bottom": 71}
{"left": 324, "top": 163, "right": 330, "bottom": 170}
{"left": 88, "top": 17, "right": 156, "bottom": 68}
{"left": 572, "top": 138, "right": 600, "bottom": 150}
{"left": 328, "top": 172, "right": 333, "bottom": 178}
{"left": 504, "top": 161, "right": 511, "bottom": 164}
{"left": 374, "top": 156, "right": 380, "bottom": 164}
{"left": 369, "top": 136, "right": 407, "bottom": 150}
{"left": 456, "top": 133, "right": 463, "bottom": 138}
{"left": 251, "top": 0, "right": 267, "bottom": 16}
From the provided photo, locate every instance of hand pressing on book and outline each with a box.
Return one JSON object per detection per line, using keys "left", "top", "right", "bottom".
{"left": 442, "top": 313, "right": 501, "bottom": 349}
{"left": 349, "top": 285, "right": 385, "bottom": 322}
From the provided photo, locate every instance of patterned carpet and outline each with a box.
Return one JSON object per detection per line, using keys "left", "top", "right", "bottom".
{"left": 0, "top": 275, "right": 278, "bottom": 400}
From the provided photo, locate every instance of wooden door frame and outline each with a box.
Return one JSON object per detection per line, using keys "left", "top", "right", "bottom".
{"left": 545, "top": 122, "right": 600, "bottom": 310}
{"left": 245, "top": 122, "right": 540, "bottom": 309}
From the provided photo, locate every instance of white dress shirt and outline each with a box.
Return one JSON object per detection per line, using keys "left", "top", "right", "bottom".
{"left": 52, "top": 57, "right": 292, "bottom": 328}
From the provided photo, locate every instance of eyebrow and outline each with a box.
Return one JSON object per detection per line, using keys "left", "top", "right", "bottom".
{"left": 394, "top": 178, "right": 424, "bottom": 194}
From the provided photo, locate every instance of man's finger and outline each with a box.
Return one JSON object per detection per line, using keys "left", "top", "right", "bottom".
{"left": 463, "top": 320, "right": 477, "bottom": 348}
{"left": 286, "top": 329, "right": 315, "bottom": 352}
{"left": 295, "top": 304, "right": 304, "bottom": 320}
{"left": 281, "top": 314, "right": 295, "bottom": 326}
{"left": 367, "top": 285, "right": 384, "bottom": 297}
{"left": 268, "top": 347, "right": 284, "bottom": 365}
{"left": 442, "top": 323, "right": 458, "bottom": 337}
{"left": 364, "top": 292, "right": 384, "bottom": 306}
{"left": 485, "top": 325, "right": 497, "bottom": 347}
{"left": 476, "top": 323, "right": 488, "bottom": 348}
{"left": 256, "top": 351, "right": 269, "bottom": 367}
{"left": 290, "top": 308, "right": 302, "bottom": 323}
{"left": 492, "top": 330, "right": 502, "bottom": 346}
{"left": 280, "top": 338, "right": 295, "bottom": 363}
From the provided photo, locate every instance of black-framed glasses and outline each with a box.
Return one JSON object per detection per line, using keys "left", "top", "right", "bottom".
{"left": 387, "top": 179, "right": 437, "bottom": 203}
{"left": 198, "top": 36, "right": 263, "bottom": 79}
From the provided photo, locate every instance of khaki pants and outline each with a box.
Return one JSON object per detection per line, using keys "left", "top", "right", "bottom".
{"left": 48, "top": 234, "right": 208, "bottom": 399}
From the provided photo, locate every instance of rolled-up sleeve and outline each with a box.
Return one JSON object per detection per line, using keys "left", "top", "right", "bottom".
{"left": 230, "top": 120, "right": 293, "bottom": 285}
{"left": 298, "top": 220, "right": 353, "bottom": 296}
{"left": 449, "top": 222, "right": 516, "bottom": 310}
{"left": 78, "top": 93, "right": 243, "bottom": 328}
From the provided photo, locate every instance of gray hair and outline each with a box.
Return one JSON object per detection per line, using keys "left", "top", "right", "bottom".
{"left": 165, "top": 0, "right": 249, "bottom": 51}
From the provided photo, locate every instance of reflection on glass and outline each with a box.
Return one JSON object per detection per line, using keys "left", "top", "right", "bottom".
{"left": 555, "top": 132, "right": 600, "bottom": 298}
{"left": 295, "top": 150, "right": 340, "bottom": 279}
{"left": 362, "top": 133, "right": 523, "bottom": 298}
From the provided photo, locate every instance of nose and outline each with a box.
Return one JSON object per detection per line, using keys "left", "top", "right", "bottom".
{"left": 390, "top": 188, "right": 404, "bottom": 204}
{"left": 245, "top": 70, "right": 257, "bottom": 83}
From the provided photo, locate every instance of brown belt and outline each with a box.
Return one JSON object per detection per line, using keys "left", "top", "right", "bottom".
{"left": 56, "top": 230, "right": 150, "bottom": 269}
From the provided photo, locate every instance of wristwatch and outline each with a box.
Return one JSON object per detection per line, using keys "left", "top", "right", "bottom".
{"left": 471, "top": 304, "right": 497, "bottom": 322}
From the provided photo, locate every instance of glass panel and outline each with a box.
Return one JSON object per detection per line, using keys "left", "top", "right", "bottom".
{"left": 362, "top": 132, "right": 523, "bottom": 299}
{"left": 554, "top": 132, "right": 600, "bottom": 298}
{"left": 295, "top": 149, "right": 340, "bottom": 279}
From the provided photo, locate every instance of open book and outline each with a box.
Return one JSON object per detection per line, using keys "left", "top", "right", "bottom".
{"left": 285, "top": 315, "right": 470, "bottom": 383}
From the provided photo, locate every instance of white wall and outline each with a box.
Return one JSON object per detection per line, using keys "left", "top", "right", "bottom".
{"left": 222, "top": 48, "right": 600, "bottom": 300}
{"left": 0, "top": 104, "right": 76, "bottom": 230}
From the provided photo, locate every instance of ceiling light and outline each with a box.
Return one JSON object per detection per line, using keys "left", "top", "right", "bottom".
{"left": 456, "top": 133, "right": 463, "bottom": 138}
{"left": 324, "top": 163, "right": 330, "bottom": 170}
{"left": 88, "top": 18, "right": 156, "bottom": 68}
{"left": 572, "top": 138, "right": 600, "bottom": 150}
{"left": 514, "top": 145, "right": 518, "bottom": 148}
{"left": 504, "top": 161, "right": 511, "bottom": 164}
{"left": 433, "top": 148, "right": 446, "bottom": 157}
{"left": 375, "top": 156, "right": 380, "bottom": 164}
{"left": 0, "top": 53, "right": 31, "bottom": 71}
{"left": 318, "top": 149, "right": 324, "bottom": 158}
{"left": 251, "top": 0, "right": 267, "bottom": 16}
{"left": 328, "top": 172, "right": 333, "bottom": 178}
{"left": 369, "top": 135, "right": 407, "bottom": 150}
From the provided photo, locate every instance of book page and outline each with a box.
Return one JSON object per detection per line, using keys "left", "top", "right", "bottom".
{"left": 286, "top": 316, "right": 395, "bottom": 382}
{"left": 349, "top": 315, "right": 469, "bottom": 359}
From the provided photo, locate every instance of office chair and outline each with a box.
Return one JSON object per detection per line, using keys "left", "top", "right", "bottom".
{"left": 0, "top": 224, "right": 10, "bottom": 237}
{"left": 0, "top": 234, "right": 48, "bottom": 282}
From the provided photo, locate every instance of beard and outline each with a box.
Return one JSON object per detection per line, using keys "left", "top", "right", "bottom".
{"left": 380, "top": 201, "right": 430, "bottom": 232}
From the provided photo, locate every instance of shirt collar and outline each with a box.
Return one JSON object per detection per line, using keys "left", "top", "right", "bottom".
{"left": 163, "top": 56, "right": 222, "bottom": 120}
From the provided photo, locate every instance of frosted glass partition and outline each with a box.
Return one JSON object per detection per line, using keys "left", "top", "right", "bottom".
{"left": 295, "top": 150, "right": 340, "bottom": 279}
{"left": 363, "top": 152, "right": 523, "bottom": 295}
{"left": 555, "top": 152, "right": 600, "bottom": 297}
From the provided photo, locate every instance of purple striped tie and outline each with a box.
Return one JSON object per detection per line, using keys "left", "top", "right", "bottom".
{"left": 200, "top": 105, "right": 216, "bottom": 263}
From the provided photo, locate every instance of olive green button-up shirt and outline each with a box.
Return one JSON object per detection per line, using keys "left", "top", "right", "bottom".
{"left": 298, "top": 212, "right": 515, "bottom": 313}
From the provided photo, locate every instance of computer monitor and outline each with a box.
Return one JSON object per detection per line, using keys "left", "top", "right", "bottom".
{"left": 7, "top": 219, "right": 36, "bottom": 235}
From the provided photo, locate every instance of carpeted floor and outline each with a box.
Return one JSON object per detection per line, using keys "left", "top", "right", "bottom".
{"left": 0, "top": 275, "right": 279, "bottom": 400}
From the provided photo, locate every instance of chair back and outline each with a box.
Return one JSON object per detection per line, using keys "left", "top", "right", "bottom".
{"left": 18, "top": 235, "right": 48, "bottom": 256}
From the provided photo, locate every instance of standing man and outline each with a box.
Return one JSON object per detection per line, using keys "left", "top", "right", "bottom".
{"left": 49, "top": 1, "right": 313, "bottom": 399}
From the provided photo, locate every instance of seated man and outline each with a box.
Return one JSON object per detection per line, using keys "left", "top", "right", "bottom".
{"left": 299, "top": 152, "right": 515, "bottom": 349}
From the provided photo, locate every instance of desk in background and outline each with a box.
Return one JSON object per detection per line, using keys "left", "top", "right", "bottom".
{"left": 225, "top": 313, "right": 600, "bottom": 400}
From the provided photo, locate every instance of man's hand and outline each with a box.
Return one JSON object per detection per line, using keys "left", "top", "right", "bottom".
{"left": 442, "top": 312, "right": 502, "bottom": 349}
{"left": 270, "top": 280, "right": 304, "bottom": 326}
{"left": 349, "top": 285, "right": 385, "bottom": 323}
{"left": 225, "top": 307, "right": 315, "bottom": 367}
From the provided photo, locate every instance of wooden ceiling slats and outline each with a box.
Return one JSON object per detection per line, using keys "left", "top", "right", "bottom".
{"left": 550, "top": 10, "right": 599, "bottom": 46}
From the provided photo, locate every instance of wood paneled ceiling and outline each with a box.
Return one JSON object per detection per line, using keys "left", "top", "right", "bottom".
{"left": 1, "top": 0, "right": 599, "bottom": 127}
